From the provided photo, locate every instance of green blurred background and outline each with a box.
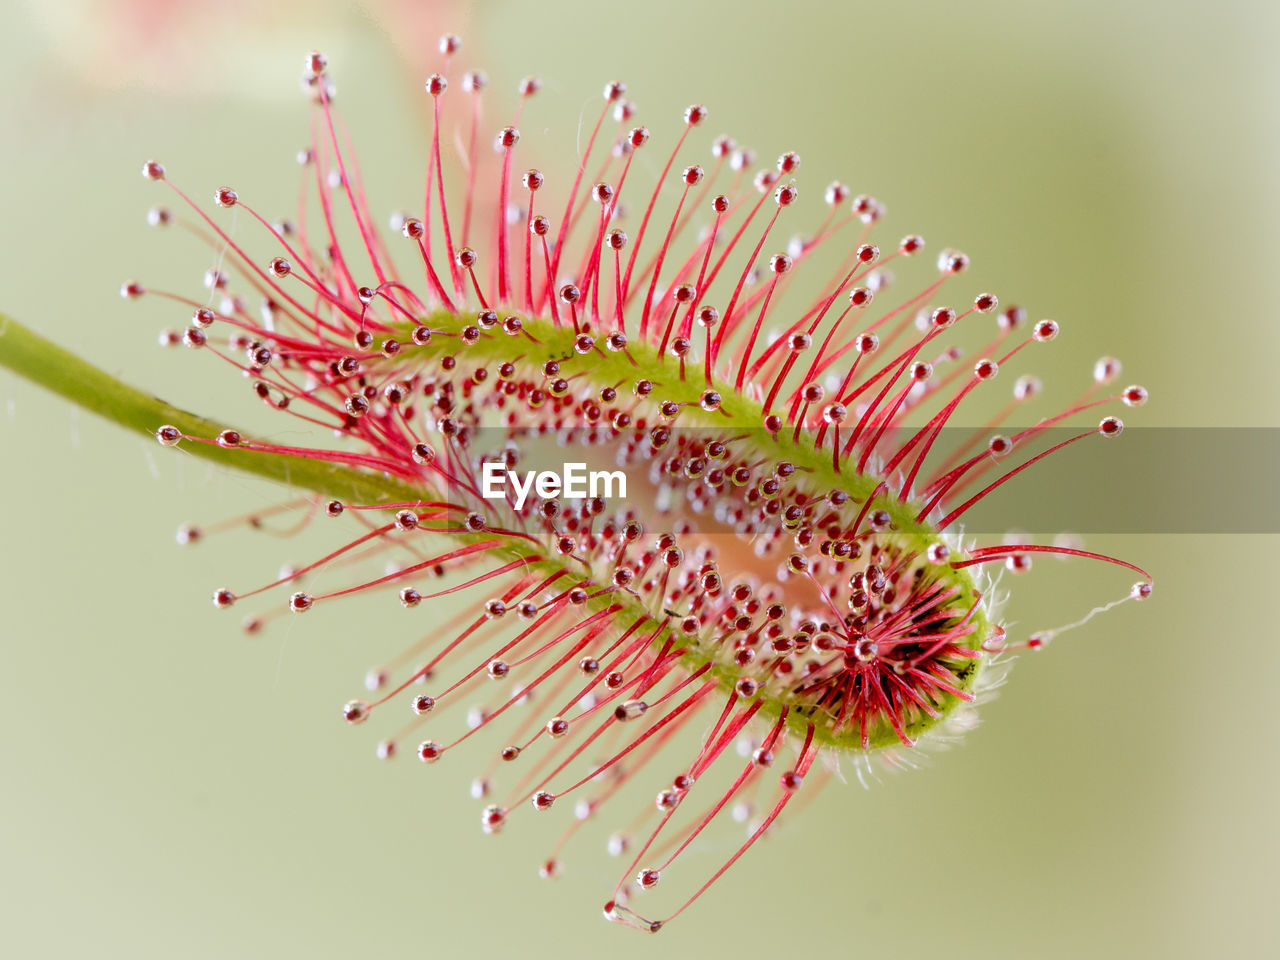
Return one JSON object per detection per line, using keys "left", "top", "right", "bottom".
{"left": 2, "top": 0, "right": 1276, "bottom": 956}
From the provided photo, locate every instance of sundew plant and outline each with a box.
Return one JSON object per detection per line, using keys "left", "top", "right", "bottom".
{"left": 0, "top": 39, "right": 1153, "bottom": 933}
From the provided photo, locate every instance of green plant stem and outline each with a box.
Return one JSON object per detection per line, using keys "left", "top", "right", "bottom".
{"left": 0, "top": 313, "right": 424, "bottom": 505}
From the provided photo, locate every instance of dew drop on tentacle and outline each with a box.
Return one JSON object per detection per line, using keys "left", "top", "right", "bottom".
{"left": 1094, "top": 356, "right": 1122, "bottom": 384}
{"left": 614, "top": 699, "right": 647, "bottom": 721}
{"left": 1098, "top": 416, "right": 1124, "bottom": 438}
{"left": 303, "top": 51, "right": 327, "bottom": 76}
{"left": 1033, "top": 319, "right": 1059, "bottom": 342}
{"left": 546, "top": 716, "right": 570, "bottom": 738}
{"left": 342, "top": 700, "right": 369, "bottom": 725}
{"left": 1123, "top": 385, "right": 1149, "bottom": 406}
{"left": 481, "top": 805, "right": 508, "bottom": 834}
{"left": 898, "top": 233, "right": 924, "bottom": 255}
{"left": 974, "top": 359, "right": 999, "bottom": 380}
{"left": 418, "top": 740, "right": 443, "bottom": 763}
{"left": 937, "top": 247, "right": 969, "bottom": 273}
{"left": 848, "top": 286, "right": 874, "bottom": 308}
{"left": 1005, "top": 553, "right": 1033, "bottom": 574}
{"left": 929, "top": 307, "right": 956, "bottom": 330}
{"left": 1014, "top": 375, "right": 1041, "bottom": 401}
{"left": 487, "top": 659, "right": 510, "bottom": 679}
